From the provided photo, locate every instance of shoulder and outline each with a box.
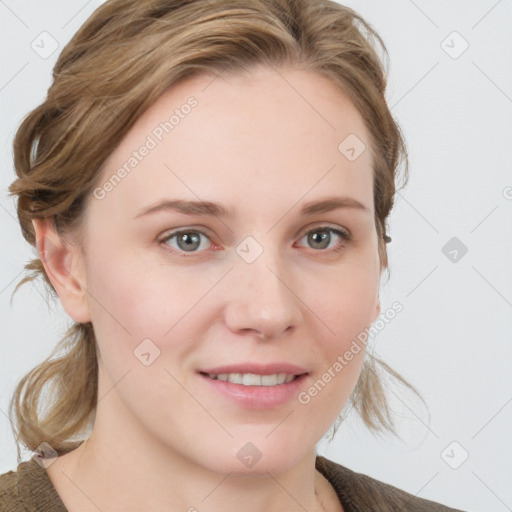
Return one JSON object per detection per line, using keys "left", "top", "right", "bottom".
{"left": 0, "top": 458, "right": 67, "bottom": 512}
{"left": 0, "top": 463, "right": 26, "bottom": 512}
{"left": 316, "top": 455, "right": 466, "bottom": 512}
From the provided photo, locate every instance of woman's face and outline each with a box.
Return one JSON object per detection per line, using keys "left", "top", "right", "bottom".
{"left": 73, "top": 65, "right": 382, "bottom": 474}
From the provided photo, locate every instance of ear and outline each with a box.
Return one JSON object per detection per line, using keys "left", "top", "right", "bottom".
{"left": 32, "top": 218, "right": 91, "bottom": 323}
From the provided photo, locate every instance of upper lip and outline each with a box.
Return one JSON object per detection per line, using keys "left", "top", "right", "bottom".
{"left": 198, "top": 363, "right": 309, "bottom": 375}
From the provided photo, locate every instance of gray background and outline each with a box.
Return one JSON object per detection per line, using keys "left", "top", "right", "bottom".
{"left": 1, "top": 1, "right": 511, "bottom": 511}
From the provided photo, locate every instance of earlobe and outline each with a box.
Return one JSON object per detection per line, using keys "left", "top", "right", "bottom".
{"left": 32, "top": 218, "right": 91, "bottom": 323}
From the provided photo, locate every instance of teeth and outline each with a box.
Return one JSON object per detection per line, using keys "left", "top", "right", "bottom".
{"left": 207, "top": 372, "right": 297, "bottom": 386}
{"left": 227, "top": 372, "right": 242, "bottom": 384}
{"left": 261, "top": 374, "right": 278, "bottom": 386}
{"left": 242, "top": 373, "right": 262, "bottom": 386}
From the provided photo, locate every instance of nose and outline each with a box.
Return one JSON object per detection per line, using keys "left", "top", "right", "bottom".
{"left": 223, "top": 246, "right": 303, "bottom": 340}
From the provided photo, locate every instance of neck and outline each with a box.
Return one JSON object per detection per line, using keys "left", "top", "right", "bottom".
{"left": 46, "top": 383, "right": 338, "bottom": 512}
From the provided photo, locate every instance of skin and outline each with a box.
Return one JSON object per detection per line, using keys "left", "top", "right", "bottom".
{"left": 35, "top": 65, "right": 383, "bottom": 512}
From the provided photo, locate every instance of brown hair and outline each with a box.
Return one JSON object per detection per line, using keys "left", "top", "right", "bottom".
{"left": 8, "top": 0, "right": 420, "bottom": 459}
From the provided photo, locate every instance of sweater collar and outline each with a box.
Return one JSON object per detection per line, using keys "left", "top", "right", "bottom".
{"left": 18, "top": 457, "right": 67, "bottom": 512}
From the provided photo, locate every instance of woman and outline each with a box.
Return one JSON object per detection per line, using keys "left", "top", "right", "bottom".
{"left": 0, "top": 0, "right": 464, "bottom": 510}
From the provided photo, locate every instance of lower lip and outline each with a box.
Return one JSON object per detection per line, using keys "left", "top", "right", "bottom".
{"left": 198, "top": 373, "right": 309, "bottom": 409}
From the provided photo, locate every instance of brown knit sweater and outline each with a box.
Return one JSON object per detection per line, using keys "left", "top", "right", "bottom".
{"left": 0, "top": 455, "right": 464, "bottom": 511}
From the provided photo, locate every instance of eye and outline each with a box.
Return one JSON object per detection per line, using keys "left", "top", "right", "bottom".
{"left": 296, "top": 226, "right": 351, "bottom": 252}
{"left": 159, "top": 229, "right": 212, "bottom": 254}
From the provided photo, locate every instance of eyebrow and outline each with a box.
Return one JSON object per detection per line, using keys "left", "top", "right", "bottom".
{"left": 134, "top": 196, "right": 371, "bottom": 219}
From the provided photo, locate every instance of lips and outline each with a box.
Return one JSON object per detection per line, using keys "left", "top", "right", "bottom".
{"left": 198, "top": 363, "right": 309, "bottom": 376}
{"left": 197, "top": 363, "right": 309, "bottom": 408}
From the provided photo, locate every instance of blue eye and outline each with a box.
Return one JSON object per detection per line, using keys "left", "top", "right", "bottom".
{"left": 159, "top": 226, "right": 351, "bottom": 256}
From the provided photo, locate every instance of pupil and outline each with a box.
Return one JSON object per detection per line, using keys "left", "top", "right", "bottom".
{"left": 179, "top": 232, "right": 200, "bottom": 251}
{"left": 310, "top": 231, "right": 329, "bottom": 249}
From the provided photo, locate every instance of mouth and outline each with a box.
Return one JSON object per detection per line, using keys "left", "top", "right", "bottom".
{"left": 196, "top": 365, "right": 310, "bottom": 409}
{"left": 199, "top": 372, "right": 303, "bottom": 386}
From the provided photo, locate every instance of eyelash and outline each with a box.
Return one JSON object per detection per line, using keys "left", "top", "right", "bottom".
{"left": 158, "top": 226, "right": 352, "bottom": 257}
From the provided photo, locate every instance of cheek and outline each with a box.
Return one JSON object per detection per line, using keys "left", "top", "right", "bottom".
{"left": 298, "top": 268, "right": 375, "bottom": 417}
{"left": 301, "top": 258, "right": 378, "bottom": 407}
{"left": 84, "top": 246, "right": 185, "bottom": 334}
{"left": 307, "top": 257, "right": 379, "bottom": 342}
{"left": 83, "top": 247, "right": 219, "bottom": 378}
{"left": 84, "top": 252, "right": 195, "bottom": 425}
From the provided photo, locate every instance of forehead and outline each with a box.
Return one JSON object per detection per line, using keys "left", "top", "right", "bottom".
{"left": 92, "top": 65, "right": 374, "bottom": 220}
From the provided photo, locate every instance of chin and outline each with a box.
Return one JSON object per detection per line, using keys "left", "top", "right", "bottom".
{"left": 192, "top": 431, "right": 314, "bottom": 477}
